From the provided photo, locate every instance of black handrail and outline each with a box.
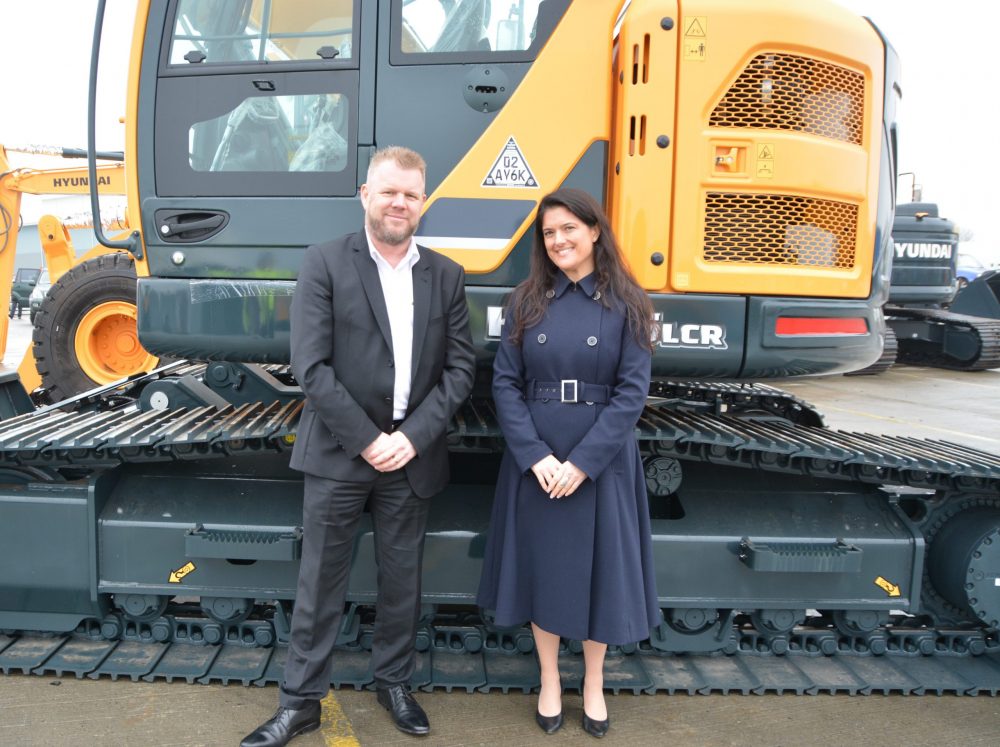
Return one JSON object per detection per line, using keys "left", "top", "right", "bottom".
{"left": 88, "top": 0, "right": 142, "bottom": 258}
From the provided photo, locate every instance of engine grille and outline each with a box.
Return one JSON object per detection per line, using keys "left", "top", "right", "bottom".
{"left": 710, "top": 53, "right": 865, "bottom": 145}
{"left": 704, "top": 192, "right": 858, "bottom": 269}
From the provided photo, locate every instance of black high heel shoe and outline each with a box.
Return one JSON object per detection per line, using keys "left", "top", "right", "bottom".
{"left": 580, "top": 676, "right": 610, "bottom": 738}
{"left": 582, "top": 712, "right": 609, "bottom": 738}
{"left": 535, "top": 710, "right": 564, "bottom": 734}
{"left": 535, "top": 665, "right": 563, "bottom": 734}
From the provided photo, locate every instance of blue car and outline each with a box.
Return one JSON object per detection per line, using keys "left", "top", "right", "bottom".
{"left": 956, "top": 254, "right": 988, "bottom": 288}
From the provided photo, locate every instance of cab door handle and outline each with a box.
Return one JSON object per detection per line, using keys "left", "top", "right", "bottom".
{"left": 154, "top": 210, "right": 229, "bottom": 242}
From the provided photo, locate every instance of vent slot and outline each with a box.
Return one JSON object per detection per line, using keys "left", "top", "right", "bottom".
{"left": 710, "top": 53, "right": 865, "bottom": 145}
{"left": 704, "top": 193, "right": 858, "bottom": 268}
{"left": 642, "top": 33, "right": 650, "bottom": 83}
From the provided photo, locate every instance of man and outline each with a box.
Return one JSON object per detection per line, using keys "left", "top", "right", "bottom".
{"left": 242, "top": 146, "right": 475, "bottom": 746}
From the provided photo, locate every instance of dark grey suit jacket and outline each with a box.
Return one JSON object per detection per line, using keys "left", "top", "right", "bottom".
{"left": 289, "top": 230, "right": 476, "bottom": 497}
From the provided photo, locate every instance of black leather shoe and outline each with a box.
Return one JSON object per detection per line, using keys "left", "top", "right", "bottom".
{"left": 240, "top": 701, "right": 321, "bottom": 747}
{"left": 582, "top": 712, "right": 610, "bottom": 738}
{"left": 535, "top": 710, "right": 564, "bottom": 734}
{"left": 377, "top": 684, "right": 430, "bottom": 736}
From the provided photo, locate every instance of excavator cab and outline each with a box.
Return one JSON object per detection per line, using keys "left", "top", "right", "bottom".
{"left": 131, "top": 0, "right": 892, "bottom": 382}
{"left": 132, "top": 0, "right": 563, "bottom": 367}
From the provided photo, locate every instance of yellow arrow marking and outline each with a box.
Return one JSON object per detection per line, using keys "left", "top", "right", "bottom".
{"left": 874, "top": 576, "right": 900, "bottom": 597}
{"left": 168, "top": 561, "right": 196, "bottom": 584}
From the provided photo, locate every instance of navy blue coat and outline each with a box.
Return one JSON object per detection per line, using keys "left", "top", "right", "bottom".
{"left": 477, "top": 271, "right": 660, "bottom": 645}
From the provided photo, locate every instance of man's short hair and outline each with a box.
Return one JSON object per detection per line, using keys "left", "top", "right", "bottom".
{"left": 367, "top": 146, "right": 426, "bottom": 182}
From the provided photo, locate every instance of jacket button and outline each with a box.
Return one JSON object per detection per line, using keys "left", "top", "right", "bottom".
{"left": 537, "top": 333, "right": 547, "bottom": 344}
{"left": 592, "top": 291, "right": 602, "bottom": 301}
{"left": 545, "top": 289, "right": 555, "bottom": 299}
{"left": 388, "top": 360, "right": 394, "bottom": 368}
{"left": 587, "top": 336, "right": 598, "bottom": 346}
{"left": 384, "top": 396, "right": 392, "bottom": 403}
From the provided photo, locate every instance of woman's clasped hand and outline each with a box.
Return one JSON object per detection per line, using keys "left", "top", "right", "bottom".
{"left": 531, "top": 454, "right": 587, "bottom": 498}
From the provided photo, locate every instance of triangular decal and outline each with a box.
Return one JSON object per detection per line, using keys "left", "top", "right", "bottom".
{"left": 482, "top": 137, "right": 539, "bottom": 188}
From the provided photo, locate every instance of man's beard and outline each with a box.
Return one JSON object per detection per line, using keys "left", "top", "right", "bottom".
{"left": 367, "top": 212, "right": 415, "bottom": 246}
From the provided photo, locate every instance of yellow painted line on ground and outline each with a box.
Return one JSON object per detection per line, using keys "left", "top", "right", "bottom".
{"left": 320, "top": 692, "right": 360, "bottom": 747}
{"left": 819, "top": 403, "right": 1000, "bottom": 446}
{"left": 893, "top": 368, "right": 1000, "bottom": 391}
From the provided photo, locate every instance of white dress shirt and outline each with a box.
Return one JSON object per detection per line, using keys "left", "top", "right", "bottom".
{"left": 366, "top": 231, "right": 420, "bottom": 421}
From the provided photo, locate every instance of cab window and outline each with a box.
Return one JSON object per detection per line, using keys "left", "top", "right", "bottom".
{"left": 156, "top": 0, "right": 360, "bottom": 196}
{"left": 190, "top": 93, "right": 350, "bottom": 174}
{"left": 393, "top": 0, "right": 568, "bottom": 63}
{"left": 169, "top": 0, "right": 355, "bottom": 66}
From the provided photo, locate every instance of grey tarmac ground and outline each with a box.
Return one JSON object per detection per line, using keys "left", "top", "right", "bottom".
{"left": 1, "top": 315, "right": 999, "bottom": 747}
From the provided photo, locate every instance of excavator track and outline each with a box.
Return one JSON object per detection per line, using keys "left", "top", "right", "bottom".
{"left": 456, "top": 388, "right": 1000, "bottom": 496}
{"left": 3, "top": 616, "right": 999, "bottom": 695}
{"left": 2, "top": 379, "right": 999, "bottom": 695}
{"left": 1, "top": 382, "right": 998, "bottom": 495}
{"left": 888, "top": 307, "right": 1000, "bottom": 371}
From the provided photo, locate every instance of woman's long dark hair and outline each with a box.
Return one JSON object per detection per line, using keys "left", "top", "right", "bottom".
{"left": 506, "top": 188, "right": 655, "bottom": 350}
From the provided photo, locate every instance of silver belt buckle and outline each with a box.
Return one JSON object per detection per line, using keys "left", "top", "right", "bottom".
{"left": 560, "top": 379, "right": 578, "bottom": 403}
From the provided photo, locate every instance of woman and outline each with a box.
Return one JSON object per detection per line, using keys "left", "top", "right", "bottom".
{"left": 477, "top": 188, "right": 660, "bottom": 737}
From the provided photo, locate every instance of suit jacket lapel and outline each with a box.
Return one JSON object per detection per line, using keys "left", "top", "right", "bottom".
{"left": 410, "top": 257, "right": 431, "bottom": 382}
{"left": 351, "top": 237, "right": 394, "bottom": 353}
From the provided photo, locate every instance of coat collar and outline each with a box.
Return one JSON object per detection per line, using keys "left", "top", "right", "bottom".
{"left": 553, "top": 270, "right": 598, "bottom": 299}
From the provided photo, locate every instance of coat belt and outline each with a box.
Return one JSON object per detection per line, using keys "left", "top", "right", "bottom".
{"left": 525, "top": 379, "right": 610, "bottom": 404}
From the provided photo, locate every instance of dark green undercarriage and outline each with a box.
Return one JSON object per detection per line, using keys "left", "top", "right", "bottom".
{"left": 1, "top": 369, "right": 999, "bottom": 694}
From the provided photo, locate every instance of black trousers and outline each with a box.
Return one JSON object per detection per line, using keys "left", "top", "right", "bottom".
{"left": 280, "top": 469, "right": 430, "bottom": 707}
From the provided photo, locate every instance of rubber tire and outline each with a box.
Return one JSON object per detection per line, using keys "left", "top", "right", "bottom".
{"left": 32, "top": 253, "right": 147, "bottom": 402}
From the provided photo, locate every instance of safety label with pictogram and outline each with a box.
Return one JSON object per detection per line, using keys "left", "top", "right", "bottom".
{"left": 683, "top": 16, "right": 707, "bottom": 61}
{"left": 874, "top": 575, "right": 901, "bottom": 597}
{"left": 482, "top": 137, "right": 539, "bottom": 188}
{"left": 756, "top": 142, "right": 774, "bottom": 178}
{"left": 684, "top": 17, "right": 706, "bottom": 37}
{"left": 168, "top": 561, "right": 196, "bottom": 583}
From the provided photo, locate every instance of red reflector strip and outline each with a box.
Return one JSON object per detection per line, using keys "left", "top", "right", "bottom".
{"left": 775, "top": 317, "right": 869, "bottom": 336}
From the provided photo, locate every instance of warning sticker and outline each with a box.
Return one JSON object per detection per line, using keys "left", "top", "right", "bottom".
{"left": 874, "top": 575, "right": 901, "bottom": 597}
{"left": 482, "top": 137, "right": 539, "bottom": 188}
{"left": 756, "top": 142, "right": 774, "bottom": 178}
{"left": 683, "top": 16, "right": 707, "bottom": 60}
{"left": 169, "top": 561, "right": 196, "bottom": 584}
{"left": 684, "top": 17, "right": 707, "bottom": 37}
{"left": 684, "top": 39, "right": 707, "bottom": 61}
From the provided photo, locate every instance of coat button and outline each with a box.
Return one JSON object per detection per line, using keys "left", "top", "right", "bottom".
{"left": 592, "top": 290, "right": 602, "bottom": 301}
{"left": 587, "top": 336, "right": 598, "bottom": 346}
{"left": 384, "top": 396, "right": 392, "bottom": 403}
{"left": 388, "top": 359, "right": 394, "bottom": 368}
{"left": 537, "top": 333, "right": 547, "bottom": 344}
{"left": 545, "top": 289, "right": 555, "bottom": 299}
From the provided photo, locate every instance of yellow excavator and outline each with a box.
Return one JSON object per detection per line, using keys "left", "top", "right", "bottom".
{"left": 1, "top": 0, "right": 999, "bottom": 696}
{"left": 0, "top": 144, "right": 158, "bottom": 400}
